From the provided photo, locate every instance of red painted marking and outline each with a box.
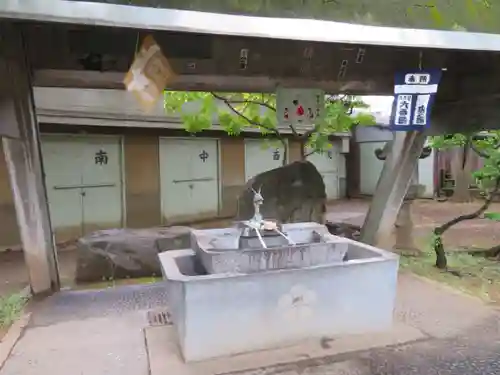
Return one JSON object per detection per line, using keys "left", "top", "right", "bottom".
{"left": 296, "top": 105, "right": 305, "bottom": 116}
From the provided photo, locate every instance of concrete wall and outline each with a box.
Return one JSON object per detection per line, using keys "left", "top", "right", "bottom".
{"left": 357, "top": 141, "right": 436, "bottom": 198}
{"left": 219, "top": 138, "right": 245, "bottom": 217}
{"left": 124, "top": 135, "right": 161, "bottom": 228}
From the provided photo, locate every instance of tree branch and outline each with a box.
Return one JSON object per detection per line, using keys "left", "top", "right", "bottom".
{"left": 210, "top": 91, "right": 288, "bottom": 166}
{"left": 470, "top": 133, "right": 500, "bottom": 159}
{"left": 210, "top": 92, "right": 276, "bottom": 112}
{"left": 209, "top": 92, "right": 278, "bottom": 134}
{"left": 485, "top": 243, "right": 500, "bottom": 258}
{"left": 327, "top": 94, "right": 348, "bottom": 102}
{"left": 462, "top": 137, "right": 471, "bottom": 168}
{"left": 302, "top": 123, "right": 321, "bottom": 139}
{"left": 288, "top": 124, "right": 299, "bottom": 137}
{"left": 433, "top": 177, "right": 500, "bottom": 270}
{"left": 435, "top": 177, "right": 500, "bottom": 235}
{"left": 469, "top": 135, "right": 489, "bottom": 159}
{"left": 328, "top": 94, "right": 355, "bottom": 114}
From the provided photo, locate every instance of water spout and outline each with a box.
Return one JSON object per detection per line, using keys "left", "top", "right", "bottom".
{"left": 239, "top": 186, "right": 295, "bottom": 248}
{"left": 273, "top": 228, "right": 296, "bottom": 245}
{"left": 255, "top": 228, "right": 267, "bottom": 249}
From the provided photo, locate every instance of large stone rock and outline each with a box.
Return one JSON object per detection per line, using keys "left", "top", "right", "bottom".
{"left": 236, "top": 161, "right": 326, "bottom": 223}
{"left": 75, "top": 226, "right": 191, "bottom": 283}
{"left": 325, "top": 222, "right": 361, "bottom": 240}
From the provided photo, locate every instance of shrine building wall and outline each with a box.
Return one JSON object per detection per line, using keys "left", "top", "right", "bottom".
{"left": 0, "top": 125, "right": 306, "bottom": 250}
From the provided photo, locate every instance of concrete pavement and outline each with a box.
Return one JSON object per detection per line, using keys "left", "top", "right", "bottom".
{"left": 1, "top": 273, "right": 499, "bottom": 375}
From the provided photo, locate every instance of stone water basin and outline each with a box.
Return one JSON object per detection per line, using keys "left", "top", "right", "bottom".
{"left": 191, "top": 222, "right": 350, "bottom": 274}
{"left": 159, "top": 238, "right": 399, "bottom": 362}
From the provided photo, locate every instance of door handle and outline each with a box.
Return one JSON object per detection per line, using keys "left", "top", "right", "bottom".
{"left": 172, "top": 178, "right": 214, "bottom": 183}
{"left": 54, "top": 183, "right": 116, "bottom": 190}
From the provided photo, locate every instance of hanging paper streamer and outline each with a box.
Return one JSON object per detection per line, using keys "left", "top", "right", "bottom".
{"left": 389, "top": 69, "right": 442, "bottom": 131}
{"left": 123, "top": 35, "right": 176, "bottom": 111}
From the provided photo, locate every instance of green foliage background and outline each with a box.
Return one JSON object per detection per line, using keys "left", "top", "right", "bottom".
{"left": 164, "top": 92, "right": 375, "bottom": 156}
{"left": 82, "top": 0, "right": 496, "bottom": 33}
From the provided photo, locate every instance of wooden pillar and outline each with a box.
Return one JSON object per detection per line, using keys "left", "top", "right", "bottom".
{"left": 0, "top": 23, "right": 59, "bottom": 294}
{"left": 360, "top": 131, "right": 427, "bottom": 247}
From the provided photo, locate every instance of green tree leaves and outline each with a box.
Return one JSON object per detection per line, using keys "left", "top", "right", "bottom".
{"left": 484, "top": 212, "right": 500, "bottom": 221}
{"left": 118, "top": 0, "right": 500, "bottom": 32}
{"left": 163, "top": 91, "right": 374, "bottom": 158}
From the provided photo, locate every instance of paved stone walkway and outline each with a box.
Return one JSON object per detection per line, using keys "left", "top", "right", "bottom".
{"left": 1, "top": 273, "right": 499, "bottom": 375}
{"left": 232, "top": 316, "right": 500, "bottom": 375}
{"left": 223, "top": 274, "right": 500, "bottom": 375}
{"left": 1, "top": 283, "right": 168, "bottom": 375}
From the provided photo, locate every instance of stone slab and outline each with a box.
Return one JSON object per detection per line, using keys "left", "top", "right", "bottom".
{"left": 145, "top": 323, "right": 426, "bottom": 375}
{"left": 0, "top": 312, "right": 149, "bottom": 375}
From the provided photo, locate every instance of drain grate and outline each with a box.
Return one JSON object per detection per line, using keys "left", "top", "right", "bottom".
{"left": 147, "top": 310, "right": 172, "bottom": 326}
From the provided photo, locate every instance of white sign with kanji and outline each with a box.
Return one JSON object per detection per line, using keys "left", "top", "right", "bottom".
{"left": 276, "top": 87, "right": 325, "bottom": 126}
{"left": 412, "top": 94, "right": 431, "bottom": 126}
{"left": 393, "top": 94, "right": 413, "bottom": 126}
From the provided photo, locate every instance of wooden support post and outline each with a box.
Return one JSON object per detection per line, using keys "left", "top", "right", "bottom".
{"left": 360, "top": 131, "right": 427, "bottom": 248}
{"left": 0, "top": 23, "right": 59, "bottom": 294}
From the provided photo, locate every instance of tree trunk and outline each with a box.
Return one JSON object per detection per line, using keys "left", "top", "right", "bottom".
{"left": 300, "top": 140, "right": 307, "bottom": 161}
{"left": 433, "top": 178, "right": 500, "bottom": 269}
{"left": 451, "top": 170, "right": 473, "bottom": 202}
{"left": 393, "top": 169, "right": 420, "bottom": 255}
{"left": 450, "top": 147, "right": 474, "bottom": 202}
{"left": 434, "top": 233, "right": 447, "bottom": 269}
{"left": 485, "top": 244, "right": 500, "bottom": 259}
{"left": 280, "top": 139, "right": 288, "bottom": 166}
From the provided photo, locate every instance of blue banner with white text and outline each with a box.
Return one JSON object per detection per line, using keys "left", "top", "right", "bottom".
{"left": 389, "top": 69, "right": 442, "bottom": 131}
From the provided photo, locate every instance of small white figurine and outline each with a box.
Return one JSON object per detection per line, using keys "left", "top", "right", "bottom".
{"left": 243, "top": 185, "right": 295, "bottom": 248}
{"left": 251, "top": 186, "right": 264, "bottom": 224}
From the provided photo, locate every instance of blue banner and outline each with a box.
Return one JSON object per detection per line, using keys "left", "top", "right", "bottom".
{"left": 389, "top": 69, "right": 442, "bottom": 131}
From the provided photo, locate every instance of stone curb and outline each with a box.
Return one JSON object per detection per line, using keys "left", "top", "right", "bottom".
{"left": 0, "top": 286, "right": 32, "bottom": 371}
